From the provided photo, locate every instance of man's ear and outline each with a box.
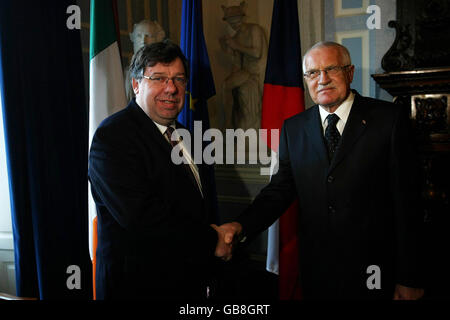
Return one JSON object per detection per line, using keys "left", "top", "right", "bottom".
{"left": 347, "top": 65, "right": 355, "bottom": 83}
{"left": 132, "top": 77, "right": 140, "bottom": 95}
{"left": 131, "top": 78, "right": 139, "bottom": 95}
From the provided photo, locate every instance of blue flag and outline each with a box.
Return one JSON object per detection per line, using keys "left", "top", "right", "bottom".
{"left": 178, "top": 0, "right": 218, "bottom": 223}
{"left": 178, "top": 0, "right": 216, "bottom": 132}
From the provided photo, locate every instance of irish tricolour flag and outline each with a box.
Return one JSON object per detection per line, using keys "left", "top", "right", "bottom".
{"left": 89, "top": 0, "right": 127, "bottom": 298}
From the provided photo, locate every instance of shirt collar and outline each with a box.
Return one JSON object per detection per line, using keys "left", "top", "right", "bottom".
{"left": 153, "top": 121, "right": 176, "bottom": 135}
{"left": 319, "top": 91, "right": 355, "bottom": 125}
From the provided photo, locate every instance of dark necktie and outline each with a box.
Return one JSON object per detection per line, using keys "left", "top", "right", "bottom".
{"left": 324, "top": 113, "right": 341, "bottom": 161}
{"left": 165, "top": 126, "right": 179, "bottom": 147}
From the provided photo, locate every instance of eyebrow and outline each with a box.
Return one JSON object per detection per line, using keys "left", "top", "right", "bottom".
{"left": 307, "top": 65, "right": 339, "bottom": 70}
{"left": 150, "top": 72, "right": 186, "bottom": 76}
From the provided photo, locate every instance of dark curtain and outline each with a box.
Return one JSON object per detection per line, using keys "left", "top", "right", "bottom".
{"left": 0, "top": 1, "right": 91, "bottom": 299}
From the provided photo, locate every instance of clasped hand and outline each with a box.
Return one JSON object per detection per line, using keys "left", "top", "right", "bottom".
{"left": 210, "top": 222, "right": 242, "bottom": 261}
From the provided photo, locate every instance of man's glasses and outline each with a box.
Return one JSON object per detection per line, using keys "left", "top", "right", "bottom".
{"left": 142, "top": 74, "right": 188, "bottom": 87}
{"left": 303, "top": 65, "right": 351, "bottom": 80}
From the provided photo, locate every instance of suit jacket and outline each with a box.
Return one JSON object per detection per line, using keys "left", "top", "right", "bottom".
{"left": 236, "top": 91, "right": 423, "bottom": 299}
{"left": 88, "top": 99, "right": 219, "bottom": 300}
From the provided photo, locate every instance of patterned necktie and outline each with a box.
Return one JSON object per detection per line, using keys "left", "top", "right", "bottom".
{"left": 324, "top": 113, "right": 341, "bottom": 161}
{"left": 165, "top": 126, "right": 179, "bottom": 148}
{"left": 165, "top": 126, "right": 202, "bottom": 195}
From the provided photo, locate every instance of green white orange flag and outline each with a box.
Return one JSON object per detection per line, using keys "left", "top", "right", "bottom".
{"left": 89, "top": 0, "right": 127, "bottom": 298}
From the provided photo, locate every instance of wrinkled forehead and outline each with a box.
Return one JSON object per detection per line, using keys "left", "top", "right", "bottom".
{"left": 145, "top": 58, "right": 186, "bottom": 75}
{"left": 304, "top": 46, "right": 346, "bottom": 68}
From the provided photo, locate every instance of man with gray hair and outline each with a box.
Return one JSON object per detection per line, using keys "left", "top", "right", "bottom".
{"left": 215, "top": 41, "right": 425, "bottom": 300}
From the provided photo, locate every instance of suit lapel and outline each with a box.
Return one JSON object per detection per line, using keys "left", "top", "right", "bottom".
{"left": 304, "top": 106, "right": 329, "bottom": 165}
{"left": 128, "top": 101, "right": 203, "bottom": 196}
{"left": 128, "top": 100, "right": 174, "bottom": 154}
{"left": 328, "top": 93, "right": 368, "bottom": 173}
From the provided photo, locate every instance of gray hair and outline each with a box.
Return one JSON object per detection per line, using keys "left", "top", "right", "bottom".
{"left": 302, "top": 41, "right": 352, "bottom": 71}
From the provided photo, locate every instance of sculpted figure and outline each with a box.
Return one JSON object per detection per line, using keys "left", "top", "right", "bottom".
{"left": 220, "top": 1, "right": 268, "bottom": 129}
{"left": 125, "top": 20, "right": 166, "bottom": 100}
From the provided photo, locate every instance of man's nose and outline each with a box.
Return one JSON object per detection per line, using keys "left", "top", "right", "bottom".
{"left": 318, "top": 70, "right": 331, "bottom": 84}
{"left": 164, "top": 78, "right": 178, "bottom": 93}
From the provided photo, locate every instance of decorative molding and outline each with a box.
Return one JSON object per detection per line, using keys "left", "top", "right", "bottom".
{"left": 372, "top": 65, "right": 450, "bottom": 228}
{"left": 412, "top": 94, "right": 449, "bottom": 136}
{"left": 334, "top": 0, "right": 369, "bottom": 17}
{"left": 381, "top": 21, "right": 415, "bottom": 72}
{"left": 371, "top": 67, "right": 450, "bottom": 97}
{"left": 382, "top": 1, "right": 450, "bottom": 72}
{"left": 335, "top": 30, "right": 370, "bottom": 97}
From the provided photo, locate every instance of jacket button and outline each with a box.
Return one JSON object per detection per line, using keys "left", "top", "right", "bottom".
{"left": 327, "top": 176, "right": 334, "bottom": 183}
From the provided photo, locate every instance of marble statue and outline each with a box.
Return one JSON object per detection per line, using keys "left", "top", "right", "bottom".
{"left": 125, "top": 20, "right": 166, "bottom": 100}
{"left": 220, "top": 1, "right": 268, "bottom": 129}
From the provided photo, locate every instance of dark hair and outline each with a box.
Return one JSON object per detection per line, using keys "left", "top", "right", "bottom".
{"left": 129, "top": 39, "right": 189, "bottom": 81}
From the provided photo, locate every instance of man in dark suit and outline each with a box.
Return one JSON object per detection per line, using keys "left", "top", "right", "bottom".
{"left": 88, "top": 41, "right": 231, "bottom": 300}
{"left": 216, "top": 41, "right": 424, "bottom": 300}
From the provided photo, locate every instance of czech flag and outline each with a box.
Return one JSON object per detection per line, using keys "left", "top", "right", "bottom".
{"left": 262, "top": 0, "right": 305, "bottom": 300}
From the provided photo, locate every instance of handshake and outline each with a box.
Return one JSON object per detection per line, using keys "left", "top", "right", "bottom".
{"left": 211, "top": 222, "right": 243, "bottom": 261}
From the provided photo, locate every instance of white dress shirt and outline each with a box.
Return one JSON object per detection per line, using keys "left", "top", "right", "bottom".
{"left": 153, "top": 121, "right": 203, "bottom": 198}
{"left": 318, "top": 91, "right": 355, "bottom": 135}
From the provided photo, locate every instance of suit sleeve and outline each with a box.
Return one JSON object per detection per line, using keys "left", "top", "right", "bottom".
{"left": 389, "top": 106, "right": 424, "bottom": 288}
{"left": 236, "top": 122, "right": 298, "bottom": 241}
{"left": 88, "top": 125, "right": 218, "bottom": 259}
